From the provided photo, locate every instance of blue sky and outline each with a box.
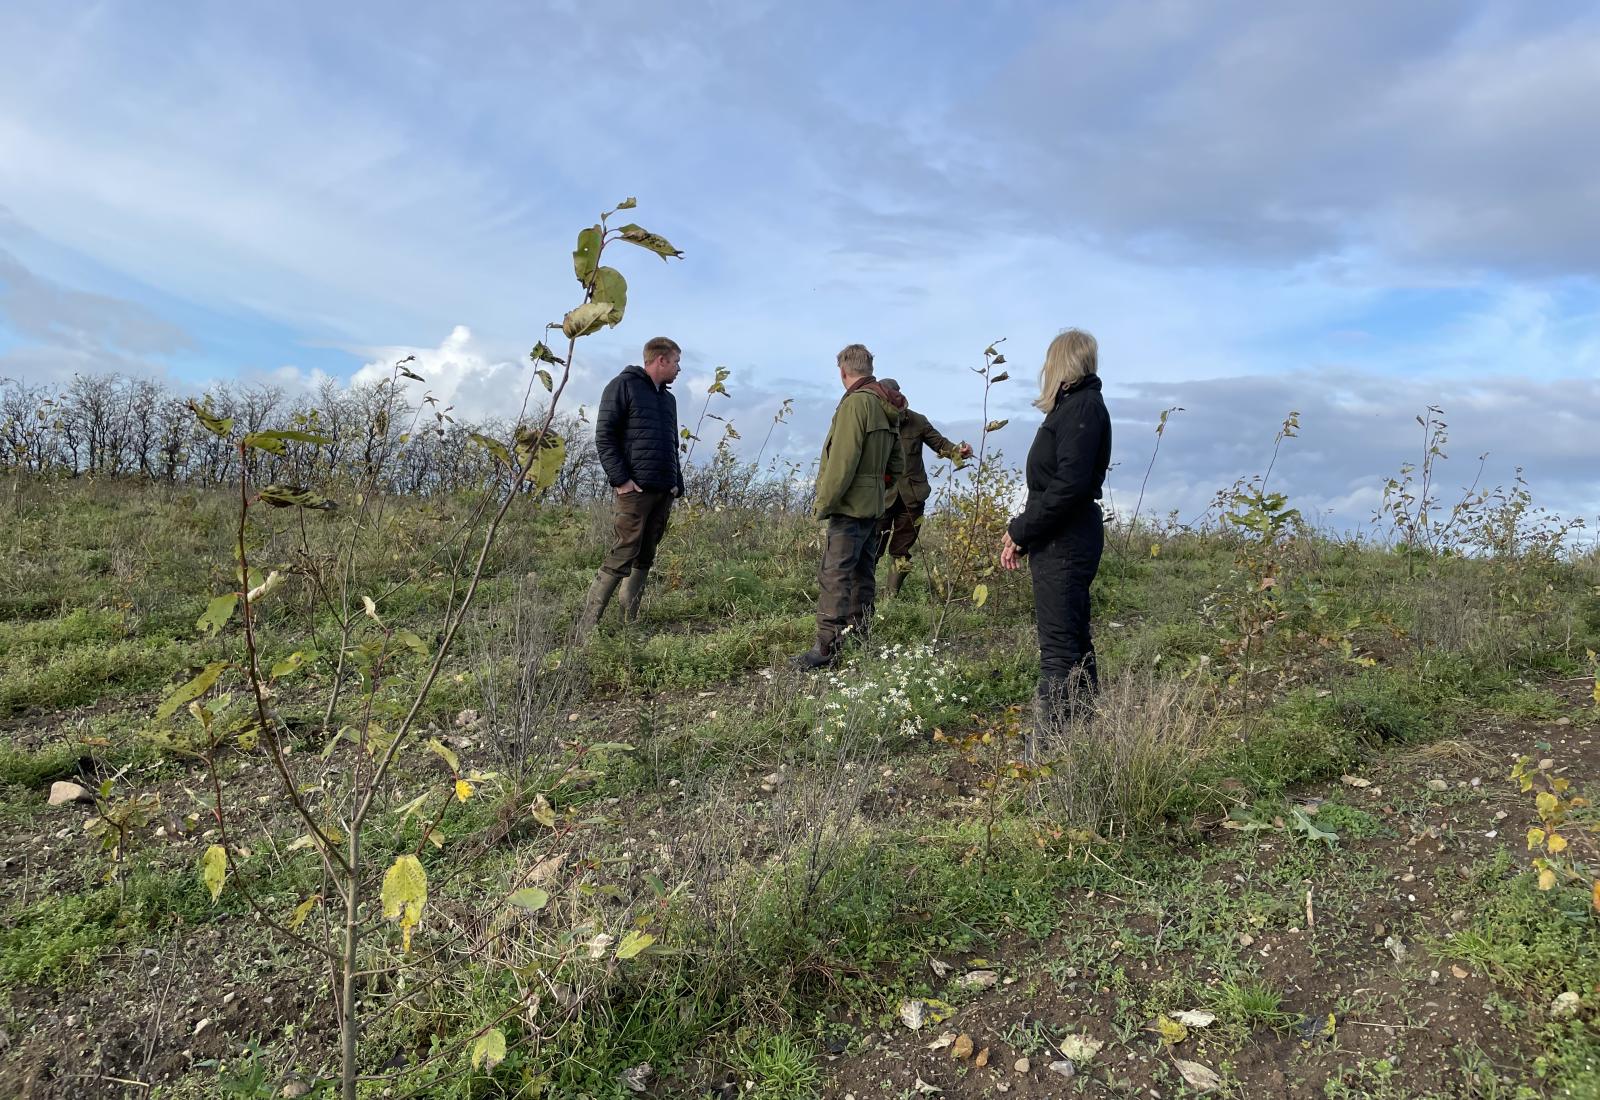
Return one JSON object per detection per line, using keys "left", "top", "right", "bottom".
{"left": 2, "top": 0, "right": 1597, "bottom": 529}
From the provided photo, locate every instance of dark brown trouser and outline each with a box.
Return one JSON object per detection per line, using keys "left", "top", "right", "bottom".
{"left": 600, "top": 489, "right": 673, "bottom": 579}
{"left": 815, "top": 515, "right": 882, "bottom": 653}
{"left": 877, "top": 498, "right": 926, "bottom": 561}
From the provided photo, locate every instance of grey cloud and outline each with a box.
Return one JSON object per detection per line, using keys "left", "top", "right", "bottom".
{"left": 0, "top": 249, "right": 191, "bottom": 361}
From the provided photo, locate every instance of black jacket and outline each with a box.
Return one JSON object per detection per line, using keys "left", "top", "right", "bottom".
{"left": 1008, "top": 374, "right": 1111, "bottom": 552}
{"left": 595, "top": 365, "right": 683, "bottom": 495}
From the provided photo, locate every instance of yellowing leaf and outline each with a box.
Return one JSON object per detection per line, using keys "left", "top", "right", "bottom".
{"left": 200, "top": 844, "right": 227, "bottom": 903}
{"left": 1529, "top": 827, "right": 1548, "bottom": 850}
{"left": 361, "top": 595, "right": 382, "bottom": 625}
{"left": 428, "top": 737, "right": 461, "bottom": 775}
{"left": 530, "top": 794, "right": 557, "bottom": 827}
{"left": 471, "top": 1028, "right": 507, "bottom": 1071}
{"left": 159, "top": 661, "right": 230, "bottom": 722}
{"left": 288, "top": 893, "right": 320, "bottom": 929}
{"left": 508, "top": 887, "right": 551, "bottom": 912}
{"left": 1151, "top": 1015, "right": 1188, "bottom": 1045}
{"left": 1548, "top": 832, "right": 1569, "bottom": 854}
{"left": 1536, "top": 791, "right": 1559, "bottom": 818}
{"left": 195, "top": 594, "right": 238, "bottom": 636}
{"left": 381, "top": 855, "right": 428, "bottom": 952}
{"left": 562, "top": 301, "right": 616, "bottom": 339}
{"left": 1539, "top": 867, "right": 1557, "bottom": 891}
{"left": 1150, "top": 543, "right": 1161, "bottom": 558}
{"left": 972, "top": 583, "right": 988, "bottom": 609}
{"left": 1592, "top": 879, "right": 1600, "bottom": 912}
{"left": 616, "top": 930, "right": 656, "bottom": 959}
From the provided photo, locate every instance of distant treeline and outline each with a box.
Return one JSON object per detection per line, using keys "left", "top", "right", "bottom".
{"left": 0, "top": 371, "right": 810, "bottom": 510}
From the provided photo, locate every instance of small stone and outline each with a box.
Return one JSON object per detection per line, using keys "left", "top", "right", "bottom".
{"left": 48, "top": 782, "right": 93, "bottom": 807}
{"left": 1556, "top": 717, "right": 1572, "bottom": 727}
{"left": 1427, "top": 779, "right": 1449, "bottom": 792}
{"left": 959, "top": 970, "right": 999, "bottom": 990}
{"left": 194, "top": 1018, "right": 212, "bottom": 1036}
{"left": 1551, "top": 992, "right": 1582, "bottom": 1020}
{"left": 763, "top": 772, "right": 784, "bottom": 787}
{"left": 280, "top": 1082, "right": 311, "bottom": 1099}
{"left": 621, "top": 1063, "right": 654, "bottom": 1093}
{"left": 1451, "top": 965, "right": 1469, "bottom": 979}
{"left": 1014, "top": 1058, "right": 1031, "bottom": 1073}
{"left": 1048, "top": 1060, "right": 1076, "bottom": 1079}
{"left": 223, "top": 992, "right": 237, "bottom": 1005}
{"left": 995, "top": 1084, "right": 1010, "bottom": 1094}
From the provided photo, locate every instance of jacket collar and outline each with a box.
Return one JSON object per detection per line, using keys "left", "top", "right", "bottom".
{"left": 845, "top": 374, "right": 908, "bottom": 410}
{"left": 1059, "top": 373, "right": 1102, "bottom": 400}
{"left": 624, "top": 363, "right": 670, "bottom": 392}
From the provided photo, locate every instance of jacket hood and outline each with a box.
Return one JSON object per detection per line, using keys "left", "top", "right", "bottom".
{"left": 847, "top": 375, "right": 908, "bottom": 412}
{"left": 623, "top": 363, "right": 672, "bottom": 391}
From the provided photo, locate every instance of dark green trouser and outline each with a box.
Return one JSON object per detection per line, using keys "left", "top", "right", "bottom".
{"left": 600, "top": 489, "right": 673, "bottom": 579}
{"left": 815, "top": 515, "right": 882, "bottom": 654}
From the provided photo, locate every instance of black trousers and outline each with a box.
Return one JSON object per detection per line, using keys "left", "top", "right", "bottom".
{"left": 1029, "top": 510, "right": 1103, "bottom": 703}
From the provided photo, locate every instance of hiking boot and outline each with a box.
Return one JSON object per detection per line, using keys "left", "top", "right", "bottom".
{"left": 789, "top": 647, "right": 837, "bottom": 671}
{"left": 883, "top": 561, "right": 909, "bottom": 598}
{"left": 575, "top": 571, "right": 623, "bottom": 642}
{"left": 619, "top": 566, "right": 651, "bottom": 623}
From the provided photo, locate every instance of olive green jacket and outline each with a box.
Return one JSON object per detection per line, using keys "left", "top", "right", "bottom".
{"left": 813, "top": 381, "right": 906, "bottom": 520}
{"left": 888, "top": 408, "right": 960, "bottom": 507}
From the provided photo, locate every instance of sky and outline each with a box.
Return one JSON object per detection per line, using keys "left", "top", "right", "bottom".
{"left": 1, "top": 0, "right": 1597, "bottom": 533}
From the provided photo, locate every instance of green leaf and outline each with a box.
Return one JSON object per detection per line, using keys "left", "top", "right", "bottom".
{"left": 984, "top": 419, "right": 1008, "bottom": 433}
{"left": 393, "top": 630, "right": 429, "bottom": 658}
{"left": 427, "top": 737, "right": 461, "bottom": 775}
{"left": 508, "top": 887, "right": 551, "bottom": 912}
{"left": 270, "top": 650, "right": 316, "bottom": 680}
{"left": 381, "top": 854, "right": 428, "bottom": 952}
{"left": 615, "top": 930, "right": 656, "bottom": 959}
{"left": 972, "top": 583, "right": 989, "bottom": 609}
{"left": 615, "top": 223, "right": 683, "bottom": 260}
{"left": 528, "top": 342, "right": 566, "bottom": 366}
{"left": 258, "top": 484, "right": 336, "bottom": 510}
{"left": 187, "top": 399, "right": 233, "bottom": 439}
{"left": 591, "top": 266, "right": 628, "bottom": 327}
{"left": 573, "top": 224, "right": 603, "bottom": 286}
{"left": 287, "top": 893, "right": 320, "bottom": 929}
{"left": 196, "top": 594, "right": 238, "bottom": 636}
{"left": 242, "top": 429, "right": 333, "bottom": 455}
{"left": 614, "top": 196, "right": 638, "bottom": 211}
{"left": 536, "top": 368, "right": 554, "bottom": 393}
{"left": 200, "top": 844, "right": 227, "bottom": 903}
{"left": 157, "top": 661, "right": 229, "bottom": 720}
{"left": 516, "top": 428, "right": 566, "bottom": 491}
{"left": 471, "top": 1028, "right": 507, "bottom": 1072}
{"left": 562, "top": 301, "right": 616, "bottom": 339}
{"left": 469, "top": 432, "right": 512, "bottom": 464}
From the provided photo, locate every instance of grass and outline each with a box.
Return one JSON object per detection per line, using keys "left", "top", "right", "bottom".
{"left": 1, "top": 474, "right": 1598, "bottom": 1097}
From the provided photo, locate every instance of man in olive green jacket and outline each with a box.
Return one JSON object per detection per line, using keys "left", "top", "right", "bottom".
{"left": 876, "top": 379, "right": 971, "bottom": 598}
{"left": 793, "top": 343, "right": 907, "bottom": 669}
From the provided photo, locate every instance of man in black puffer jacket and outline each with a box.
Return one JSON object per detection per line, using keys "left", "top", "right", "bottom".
{"left": 578, "top": 336, "right": 685, "bottom": 637}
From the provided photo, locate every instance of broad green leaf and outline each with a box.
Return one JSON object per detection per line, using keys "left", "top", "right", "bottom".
{"left": 562, "top": 301, "right": 615, "bottom": 339}
{"left": 200, "top": 844, "right": 227, "bottom": 903}
{"left": 395, "top": 790, "right": 431, "bottom": 822}
{"left": 258, "top": 484, "right": 336, "bottom": 510}
{"left": 614, "top": 196, "right": 638, "bottom": 210}
{"left": 427, "top": 737, "right": 461, "bottom": 775}
{"left": 572, "top": 224, "right": 603, "bottom": 286}
{"left": 157, "top": 661, "right": 229, "bottom": 720}
{"left": 529, "top": 434, "right": 566, "bottom": 492}
{"left": 243, "top": 429, "right": 333, "bottom": 455}
{"left": 469, "top": 432, "right": 511, "bottom": 464}
{"left": 196, "top": 594, "right": 238, "bottom": 636}
{"left": 270, "top": 650, "right": 316, "bottom": 680}
{"left": 615, "top": 930, "right": 656, "bottom": 959}
{"left": 591, "top": 266, "right": 627, "bottom": 327}
{"left": 381, "top": 854, "right": 428, "bottom": 952}
{"left": 972, "top": 583, "right": 988, "bottom": 609}
{"left": 536, "top": 368, "right": 554, "bottom": 393}
{"left": 471, "top": 1029, "right": 507, "bottom": 1072}
{"left": 187, "top": 399, "right": 233, "bottom": 438}
{"left": 1528, "top": 827, "right": 1547, "bottom": 849}
{"left": 508, "top": 887, "right": 550, "bottom": 912}
{"left": 394, "top": 630, "right": 429, "bottom": 657}
{"left": 615, "top": 223, "right": 683, "bottom": 260}
{"left": 287, "top": 893, "right": 320, "bottom": 930}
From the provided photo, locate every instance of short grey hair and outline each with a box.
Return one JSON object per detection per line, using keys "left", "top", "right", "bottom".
{"left": 837, "top": 344, "right": 874, "bottom": 378}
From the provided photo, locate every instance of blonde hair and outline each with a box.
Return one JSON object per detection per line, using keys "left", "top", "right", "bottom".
{"left": 642, "top": 336, "right": 681, "bottom": 365}
{"left": 837, "top": 343, "right": 874, "bottom": 378}
{"left": 1033, "top": 329, "right": 1098, "bottom": 412}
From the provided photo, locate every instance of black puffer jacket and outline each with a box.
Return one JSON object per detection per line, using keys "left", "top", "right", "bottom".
{"left": 1008, "top": 374, "right": 1111, "bottom": 552}
{"left": 595, "top": 365, "right": 683, "bottom": 495}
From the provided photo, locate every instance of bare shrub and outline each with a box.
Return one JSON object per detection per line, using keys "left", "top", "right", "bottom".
{"left": 472, "top": 575, "right": 582, "bottom": 778}
{"left": 1038, "top": 671, "right": 1219, "bottom": 836}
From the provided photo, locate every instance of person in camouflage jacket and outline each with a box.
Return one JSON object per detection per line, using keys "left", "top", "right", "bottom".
{"left": 792, "top": 344, "right": 906, "bottom": 669}
{"left": 875, "top": 379, "right": 970, "bottom": 598}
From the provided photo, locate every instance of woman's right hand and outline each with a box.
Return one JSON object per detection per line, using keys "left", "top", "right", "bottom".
{"left": 1000, "top": 530, "right": 1021, "bottom": 571}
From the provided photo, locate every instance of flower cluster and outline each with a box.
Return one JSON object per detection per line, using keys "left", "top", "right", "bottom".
{"left": 816, "top": 642, "right": 968, "bottom": 739}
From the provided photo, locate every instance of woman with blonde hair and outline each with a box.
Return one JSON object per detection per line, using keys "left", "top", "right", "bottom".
{"left": 1001, "top": 329, "right": 1112, "bottom": 733}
